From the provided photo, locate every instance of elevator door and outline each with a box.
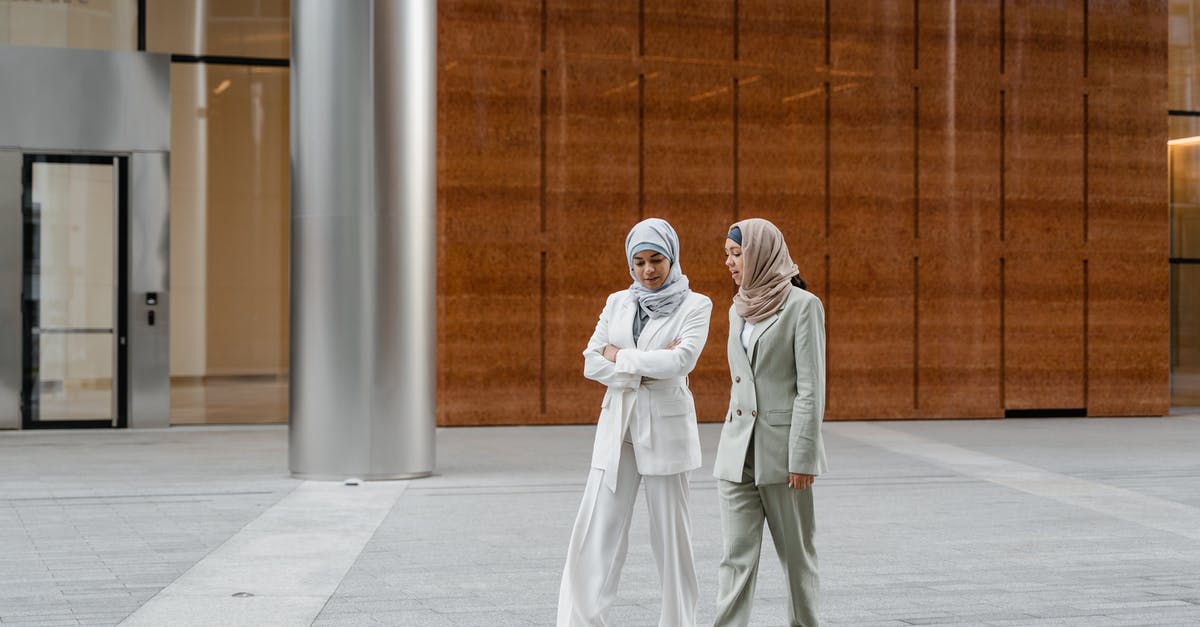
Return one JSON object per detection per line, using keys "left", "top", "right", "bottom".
{"left": 21, "top": 155, "right": 128, "bottom": 428}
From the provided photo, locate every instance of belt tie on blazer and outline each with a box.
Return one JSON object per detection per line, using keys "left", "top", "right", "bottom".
{"left": 603, "top": 376, "right": 688, "bottom": 492}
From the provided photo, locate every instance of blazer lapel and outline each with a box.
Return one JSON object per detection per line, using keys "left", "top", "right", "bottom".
{"left": 610, "top": 296, "right": 637, "bottom": 348}
{"left": 729, "top": 314, "right": 752, "bottom": 371}
{"left": 747, "top": 313, "right": 781, "bottom": 366}
{"left": 637, "top": 314, "right": 670, "bottom": 350}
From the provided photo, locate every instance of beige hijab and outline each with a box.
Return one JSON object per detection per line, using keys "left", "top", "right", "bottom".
{"left": 731, "top": 218, "right": 799, "bottom": 323}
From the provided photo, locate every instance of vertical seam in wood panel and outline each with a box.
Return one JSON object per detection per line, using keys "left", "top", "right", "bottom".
{"left": 913, "top": 0, "right": 919, "bottom": 70}
{"left": 1083, "top": 93, "right": 1089, "bottom": 243}
{"left": 538, "top": 62, "right": 548, "bottom": 416}
{"left": 1082, "top": 0, "right": 1089, "bottom": 78}
{"left": 1000, "top": 257, "right": 1006, "bottom": 409}
{"left": 540, "top": 69, "right": 547, "bottom": 233}
{"left": 540, "top": 250, "right": 547, "bottom": 415}
{"left": 999, "top": 0, "right": 1006, "bottom": 75}
{"left": 638, "top": 73, "right": 645, "bottom": 219}
{"left": 914, "top": 85, "right": 920, "bottom": 239}
{"left": 824, "top": 0, "right": 831, "bottom": 66}
{"left": 824, "top": 254, "right": 831, "bottom": 310}
{"left": 913, "top": 256, "right": 920, "bottom": 410}
{"left": 825, "top": 81, "right": 831, "bottom": 239}
{"left": 1000, "top": 89, "right": 1006, "bottom": 241}
{"left": 824, "top": 254, "right": 832, "bottom": 394}
{"left": 638, "top": 0, "right": 645, "bottom": 57}
{"left": 540, "top": 0, "right": 547, "bottom": 53}
{"left": 733, "top": 77, "right": 740, "bottom": 221}
{"left": 1083, "top": 258, "right": 1089, "bottom": 413}
{"left": 733, "top": 0, "right": 740, "bottom": 61}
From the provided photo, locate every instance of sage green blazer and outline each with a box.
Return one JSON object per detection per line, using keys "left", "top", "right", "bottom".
{"left": 713, "top": 286, "right": 828, "bottom": 485}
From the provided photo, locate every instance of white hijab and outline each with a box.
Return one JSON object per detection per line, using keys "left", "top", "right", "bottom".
{"left": 625, "top": 218, "right": 691, "bottom": 318}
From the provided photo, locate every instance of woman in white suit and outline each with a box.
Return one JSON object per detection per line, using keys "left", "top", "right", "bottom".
{"left": 557, "top": 217, "right": 713, "bottom": 627}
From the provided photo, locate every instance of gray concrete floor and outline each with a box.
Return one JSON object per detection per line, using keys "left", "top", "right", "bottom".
{"left": 2, "top": 411, "right": 1200, "bottom": 626}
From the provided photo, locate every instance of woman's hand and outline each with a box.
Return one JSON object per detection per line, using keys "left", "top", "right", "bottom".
{"left": 665, "top": 337, "right": 682, "bottom": 350}
{"left": 602, "top": 344, "right": 620, "bottom": 362}
{"left": 788, "top": 473, "right": 815, "bottom": 490}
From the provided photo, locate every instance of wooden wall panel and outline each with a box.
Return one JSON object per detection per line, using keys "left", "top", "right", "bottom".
{"left": 543, "top": 64, "right": 640, "bottom": 423}
{"left": 643, "top": 67, "right": 735, "bottom": 421}
{"left": 917, "top": 82, "right": 1002, "bottom": 242}
{"left": 1088, "top": 86, "right": 1166, "bottom": 249}
{"left": 918, "top": 0, "right": 1000, "bottom": 78}
{"left": 438, "top": 60, "right": 541, "bottom": 425}
{"left": 435, "top": 2, "right": 1169, "bottom": 424}
{"left": 918, "top": 255, "right": 1001, "bottom": 417}
{"left": 1003, "top": 256, "right": 1086, "bottom": 410}
{"left": 1088, "top": 254, "right": 1170, "bottom": 416}
{"left": 644, "top": 0, "right": 732, "bottom": 61}
{"left": 1004, "top": 1, "right": 1084, "bottom": 82}
{"left": 831, "top": 2, "right": 912, "bottom": 73}
{"left": 1004, "top": 84, "right": 1084, "bottom": 246}
{"left": 546, "top": 0, "right": 638, "bottom": 59}
{"left": 738, "top": 73, "right": 825, "bottom": 245}
{"left": 738, "top": 0, "right": 824, "bottom": 67}
{"left": 827, "top": 253, "right": 914, "bottom": 419}
{"left": 830, "top": 2, "right": 914, "bottom": 241}
{"left": 439, "top": 0, "right": 540, "bottom": 59}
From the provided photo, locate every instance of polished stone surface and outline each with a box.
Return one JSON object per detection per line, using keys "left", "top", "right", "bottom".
{"left": 2, "top": 412, "right": 1199, "bottom": 625}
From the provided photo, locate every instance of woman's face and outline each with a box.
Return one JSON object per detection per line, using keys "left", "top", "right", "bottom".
{"left": 725, "top": 238, "right": 744, "bottom": 286}
{"left": 632, "top": 250, "right": 671, "bottom": 290}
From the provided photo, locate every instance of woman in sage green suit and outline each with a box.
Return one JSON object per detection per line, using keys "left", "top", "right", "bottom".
{"left": 713, "top": 218, "right": 827, "bottom": 627}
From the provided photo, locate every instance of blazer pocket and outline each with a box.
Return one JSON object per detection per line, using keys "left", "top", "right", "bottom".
{"left": 764, "top": 409, "right": 792, "bottom": 426}
{"left": 657, "top": 400, "right": 690, "bottom": 417}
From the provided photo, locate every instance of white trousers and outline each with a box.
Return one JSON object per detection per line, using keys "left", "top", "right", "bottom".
{"left": 557, "top": 440, "right": 699, "bottom": 627}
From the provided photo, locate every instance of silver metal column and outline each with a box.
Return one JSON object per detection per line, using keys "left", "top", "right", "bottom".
{"left": 289, "top": 0, "right": 436, "bottom": 480}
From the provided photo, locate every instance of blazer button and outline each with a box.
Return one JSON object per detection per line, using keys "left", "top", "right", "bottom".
{"left": 736, "top": 409, "right": 742, "bottom": 416}
{"left": 751, "top": 410, "right": 757, "bottom": 417}
{"left": 735, "top": 376, "right": 741, "bottom": 383}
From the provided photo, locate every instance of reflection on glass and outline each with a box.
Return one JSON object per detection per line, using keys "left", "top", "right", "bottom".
{"left": 38, "top": 333, "right": 113, "bottom": 421}
{"left": 1171, "top": 143, "right": 1200, "bottom": 259}
{"left": 0, "top": 0, "right": 136, "bottom": 50}
{"left": 146, "top": 0, "right": 289, "bottom": 58}
{"left": 168, "top": 63, "right": 290, "bottom": 425}
{"left": 1172, "top": 266, "right": 1200, "bottom": 405}
{"left": 30, "top": 162, "right": 115, "bottom": 422}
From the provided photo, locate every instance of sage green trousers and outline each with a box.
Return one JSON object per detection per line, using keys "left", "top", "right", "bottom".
{"left": 714, "top": 446, "right": 819, "bottom": 627}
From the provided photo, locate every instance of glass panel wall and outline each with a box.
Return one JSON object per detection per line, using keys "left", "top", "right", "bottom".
{"left": 28, "top": 162, "right": 116, "bottom": 423}
{"left": 168, "top": 62, "right": 289, "bottom": 424}
{"left": 145, "top": 0, "right": 289, "bottom": 58}
{"left": 153, "top": 3, "right": 291, "bottom": 424}
{"left": 1171, "top": 0, "right": 1200, "bottom": 406}
{"left": 1171, "top": 141, "right": 1200, "bottom": 405}
{"left": 0, "top": 0, "right": 136, "bottom": 50}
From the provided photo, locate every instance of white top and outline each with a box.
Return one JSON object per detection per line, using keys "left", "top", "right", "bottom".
{"left": 740, "top": 319, "right": 756, "bottom": 352}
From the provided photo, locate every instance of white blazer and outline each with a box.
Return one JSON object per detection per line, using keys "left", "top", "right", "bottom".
{"left": 582, "top": 289, "right": 713, "bottom": 490}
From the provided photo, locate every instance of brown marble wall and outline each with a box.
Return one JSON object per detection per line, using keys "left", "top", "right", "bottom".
{"left": 436, "top": 0, "right": 1169, "bottom": 425}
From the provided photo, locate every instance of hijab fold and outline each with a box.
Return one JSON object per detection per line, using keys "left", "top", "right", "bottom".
{"left": 626, "top": 218, "right": 691, "bottom": 319}
{"left": 730, "top": 218, "right": 799, "bottom": 323}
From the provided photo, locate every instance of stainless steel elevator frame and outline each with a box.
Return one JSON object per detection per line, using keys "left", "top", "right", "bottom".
{"left": 0, "top": 47, "right": 170, "bottom": 430}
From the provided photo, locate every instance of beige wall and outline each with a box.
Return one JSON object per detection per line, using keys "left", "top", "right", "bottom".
{"left": 168, "top": 64, "right": 290, "bottom": 379}
{"left": 0, "top": 0, "right": 135, "bottom": 50}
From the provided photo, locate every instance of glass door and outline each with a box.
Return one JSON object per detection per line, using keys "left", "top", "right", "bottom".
{"left": 21, "top": 155, "right": 128, "bottom": 428}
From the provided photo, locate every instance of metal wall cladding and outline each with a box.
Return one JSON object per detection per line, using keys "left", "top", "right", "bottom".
{"left": 0, "top": 151, "right": 21, "bottom": 429}
{"left": 0, "top": 46, "right": 169, "bottom": 152}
